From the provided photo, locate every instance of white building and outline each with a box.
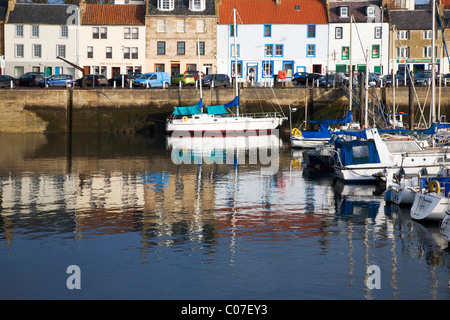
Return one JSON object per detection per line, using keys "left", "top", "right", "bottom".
{"left": 78, "top": 2, "right": 146, "bottom": 79}
{"left": 327, "top": 0, "right": 390, "bottom": 75}
{"left": 4, "top": 3, "right": 80, "bottom": 77}
{"left": 217, "top": 0, "right": 329, "bottom": 83}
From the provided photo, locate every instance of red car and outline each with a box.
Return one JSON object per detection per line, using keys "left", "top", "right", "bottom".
{"left": 184, "top": 70, "right": 205, "bottom": 81}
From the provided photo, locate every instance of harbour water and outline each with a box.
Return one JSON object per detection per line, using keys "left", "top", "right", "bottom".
{"left": 0, "top": 132, "right": 449, "bottom": 301}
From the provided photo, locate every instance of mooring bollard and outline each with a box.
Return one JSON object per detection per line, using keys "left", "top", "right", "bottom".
{"left": 114, "top": 81, "right": 116, "bottom": 89}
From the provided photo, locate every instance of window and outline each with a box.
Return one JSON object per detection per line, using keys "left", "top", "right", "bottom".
{"left": 16, "top": 25, "right": 23, "bottom": 37}
{"left": 57, "top": 45, "right": 66, "bottom": 58}
{"left": 340, "top": 6, "right": 349, "bottom": 17}
{"left": 61, "top": 26, "right": 68, "bottom": 38}
{"left": 15, "top": 44, "right": 24, "bottom": 58}
{"left": 131, "top": 47, "right": 138, "bottom": 59}
{"left": 374, "top": 27, "right": 382, "bottom": 39}
{"left": 106, "top": 46, "right": 112, "bottom": 59}
{"left": 197, "top": 19, "right": 205, "bottom": 33}
{"left": 264, "top": 44, "right": 273, "bottom": 57}
{"left": 396, "top": 46, "right": 409, "bottom": 58}
{"left": 197, "top": 41, "right": 205, "bottom": 55}
{"left": 366, "top": 6, "right": 375, "bottom": 17}
{"left": 87, "top": 46, "right": 93, "bottom": 58}
{"left": 177, "top": 19, "right": 186, "bottom": 33}
{"left": 33, "top": 44, "right": 41, "bottom": 58}
{"left": 264, "top": 25, "right": 271, "bottom": 37}
{"left": 230, "top": 25, "right": 238, "bottom": 37}
{"left": 342, "top": 46, "right": 349, "bottom": 60}
{"left": 157, "top": 41, "right": 166, "bottom": 55}
{"left": 397, "top": 30, "right": 409, "bottom": 40}
{"left": 275, "top": 44, "right": 283, "bottom": 57}
{"left": 231, "top": 44, "right": 240, "bottom": 57}
{"left": 177, "top": 42, "right": 185, "bottom": 55}
{"left": 123, "top": 47, "right": 130, "bottom": 59}
{"left": 100, "top": 27, "right": 107, "bottom": 39}
{"left": 132, "top": 28, "right": 139, "bottom": 39}
{"left": 307, "top": 44, "right": 315, "bottom": 57}
{"left": 424, "top": 30, "right": 432, "bottom": 39}
{"left": 307, "top": 25, "right": 316, "bottom": 38}
{"left": 190, "top": 0, "right": 205, "bottom": 11}
{"left": 232, "top": 61, "right": 242, "bottom": 77}
{"left": 424, "top": 46, "right": 432, "bottom": 58}
{"left": 335, "top": 27, "right": 343, "bottom": 39}
{"left": 155, "top": 64, "right": 165, "bottom": 72}
{"left": 157, "top": 19, "right": 166, "bottom": 32}
{"left": 262, "top": 61, "right": 273, "bottom": 78}
{"left": 31, "top": 25, "right": 39, "bottom": 38}
{"left": 124, "top": 27, "right": 131, "bottom": 39}
{"left": 158, "top": 0, "right": 174, "bottom": 11}
{"left": 93, "top": 27, "right": 99, "bottom": 39}
{"left": 372, "top": 44, "right": 380, "bottom": 58}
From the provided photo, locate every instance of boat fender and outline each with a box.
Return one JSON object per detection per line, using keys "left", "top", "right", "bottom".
{"left": 182, "top": 116, "right": 188, "bottom": 122}
{"left": 429, "top": 180, "right": 441, "bottom": 194}
{"left": 292, "top": 128, "right": 302, "bottom": 137}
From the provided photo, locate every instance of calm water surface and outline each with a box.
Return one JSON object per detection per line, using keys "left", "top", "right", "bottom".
{"left": 0, "top": 132, "right": 449, "bottom": 300}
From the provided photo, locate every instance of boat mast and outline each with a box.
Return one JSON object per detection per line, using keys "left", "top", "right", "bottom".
{"left": 349, "top": 14, "right": 353, "bottom": 115}
{"left": 233, "top": 7, "right": 239, "bottom": 116}
{"left": 197, "top": 38, "right": 203, "bottom": 112}
{"left": 431, "top": 0, "right": 436, "bottom": 124}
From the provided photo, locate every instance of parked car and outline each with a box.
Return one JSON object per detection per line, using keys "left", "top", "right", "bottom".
{"left": 414, "top": 71, "right": 438, "bottom": 86}
{"left": 201, "top": 74, "right": 230, "bottom": 87}
{"left": 292, "top": 72, "right": 321, "bottom": 86}
{"left": 18, "top": 73, "right": 45, "bottom": 87}
{"left": 383, "top": 74, "right": 408, "bottom": 86}
{"left": 0, "top": 75, "right": 18, "bottom": 88}
{"left": 171, "top": 73, "right": 196, "bottom": 86}
{"left": 108, "top": 74, "right": 140, "bottom": 86}
{"left": 133, "top": 72, "right": 171, "bottom": 88}
{"left": 318, "top": 74, "right": 336, "bottom": 88}
{"left": 38, "top": 74, "right": 73, "bottom": 88}
{"left": 368, "top": 73, "right": 382, "bottom": 86}
{"left": 184, "top": 70, "right": 205, "bottom": 81}
{"left": 441, "top": 73, "right": 450, "bottom": 85}
{"left": 75, "top": 74, "right": 108, "bottom": 87}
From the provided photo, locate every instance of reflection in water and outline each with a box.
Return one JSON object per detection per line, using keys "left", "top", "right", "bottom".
{"left": 0, "top": 133, "right": 449, "bottom": 299}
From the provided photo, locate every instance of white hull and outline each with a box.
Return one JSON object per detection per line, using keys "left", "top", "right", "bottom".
{"left": 166, "top": 114, "right": 286, "bottom": 132}
{"left": 333, "top": 163, "right": 392, "bottom": 182}
{"left": 290, "top": 137, "right": 329, "bottom": 149}
{"left": 410, "top": 192, "right": 449, "bottom": 221}
{"left": 440, "top": 211, "right": 450, "bottom": 241}
{"left": 385, "top": 185, "right": 418, "bottom": 205}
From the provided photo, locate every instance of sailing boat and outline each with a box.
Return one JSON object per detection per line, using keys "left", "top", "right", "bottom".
{"left": 166, "top": 8, "right": 287, "bottom": 133}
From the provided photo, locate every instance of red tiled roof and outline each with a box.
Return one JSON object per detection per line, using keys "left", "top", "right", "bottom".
{"left": 82, "top": 4, "right": 145, "bottom": 25}
{"left": 219, "top": 0, "right": 328, "bottom": 25}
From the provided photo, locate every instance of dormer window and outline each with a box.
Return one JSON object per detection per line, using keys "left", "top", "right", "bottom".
{"left": 190, "top": 0, "right": 205, "bottom": 11}
{"left": 158, "top": 0, "right": 174, "bottom": 11}
{"left": 339, "top": 6, "right": 349, "bottom": 18}
{"left": 366, "top": 6, "right": 375, "bottom": 17}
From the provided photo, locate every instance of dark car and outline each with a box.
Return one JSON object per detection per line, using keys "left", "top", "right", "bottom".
{"left": 75, "top": 74, "right": 108, "bottom": 87}
{"left": 38, "top": 74, "right": 74, "bottom": 88}
{"left": 18, "top": 73, "right": 45, "bottom": 87}
{"left": 184, "top": 70, "right": 205, "bottom": 81}
{"left": 108, "top": 74, "right": 140, "bottom": 87}
{"left": 414, "top": 71, "right": 438, "bottom": 86}
{"left": 201, "top": 74, "right": 230, "bottom": 87}
{"left": 292, "top": 72, "right": 322, "bottom": 86}
{"left": 318, "top": 74, "right": 336, "bottom": 88}
{"left": 0, "top": 75, "right": 18, "bottom": 88}
{"left": 383, "top": 74, "right": 409, "bottom": 86}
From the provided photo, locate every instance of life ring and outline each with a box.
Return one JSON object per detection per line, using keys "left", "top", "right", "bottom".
{"left": 429, "top": 180, "right": 441, "bottom": 194}
{"left": 292, "top": 128, "right": 302, "bottom": 137}
{"left": 182, "top": 116, "right": 188, "bottom": 122}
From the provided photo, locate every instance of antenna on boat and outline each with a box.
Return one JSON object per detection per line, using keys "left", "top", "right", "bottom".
{"left": 233, "top": 7, "right": 239, "bottom": 116}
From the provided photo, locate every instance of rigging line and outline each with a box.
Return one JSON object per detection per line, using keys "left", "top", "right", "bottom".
{"left": 352, "top": 17, "right": 367, "bottom": 60}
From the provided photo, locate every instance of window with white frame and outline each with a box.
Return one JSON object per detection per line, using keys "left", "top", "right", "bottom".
{"left": 177, "top": 19, "right": 186, "bottom": 33}
{"left": 87, "top": 46, "right": 93, "bottom": 58}
{"left": 100, "top": 27, "right": 107, "bottom": 39}
{"left": 124, "top": 27, "right": 131, "bottom": 39}
{"left": 123, "top": 47, "right": 130, "bottom": 59}
{"left": 31, "top": 25, "right": 39, "bottom": 38}
{"left": 423, "top": 30, "right": 432, "bottom": 39}
{"left": 307, "top": 44, "right": 315, "bottom": 57}
{"left": 340, "top": 6, "right": 349, "bottom": 18}
{"left": 93, "top": 27, "right": 99, "bottom": 39}
{"left": 335, "top": 27, "right": 342, "bottom": 39}
{"left": 264, "top": 44, "right": 273, "bottom": 56}
{"left": 157, "top": 19, "right": 166, "bottom": 32}
{"left": 374, "top": 27, "right": 382, "bottom": 39}
{"left": 33, "top": 44, "right": 41, "bottom": 58}
{"left": 275, "top": 44, "right": 283, "bottom": 57}
{"left": 158, "top": 0, "right": 174, "bottom": 11}
{"left": 61, "top": 26, "right": 68, "bottom": 38}
{"left": 132, "top": 28, "right": 139, "bottom": 39}
{"left": 190, "top": 0, "right": 205, "bottom": 11}
{"left": 397, "top": 30, "right": 409, "bottom": 40}
{"left": 16, "top": 25, "right": 23, "bottom": 37}
{"left": 231, "top": 44, "right": 240, "bottom": 57}
{"left": 197, "top": 19, "right": 205, "bottom": 33}
{"left": 15, "top": 44, "right": 24, "bottom": 58}
{"left": 424, "top": 46, "right": 432, "bottom": 58}
{"left": 396, "top": 46, "right": 409, "bottom": 58}
{"left": 131, "top": 47, "right": 138, "bottom": 59}
{"left": 106, "top": 46, "right": 112, "bottom": 59}
{"left": 366, "top": 6, "right": 375, "bottom": 17}
{"left": 57, "top": 45, "right": 66, "bottom": 58}
{"left": 262, "top": 61, "right": 273, "bottom": 78}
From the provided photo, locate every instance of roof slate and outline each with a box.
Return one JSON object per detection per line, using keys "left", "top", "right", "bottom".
{"left": 7, "top": 3, "right": 73, "bottom": 25}
{"left": 82, "top": 4, "right": 145, "bottom": 25}
{"left": 218, "top": 0, "right": 327, "bottom": 25}
{"left": 328, "top": 0, "right": 383, "bottom": 23}
{"left": 147, "top": 0, "right": 216, "bottom": 16}
{"left": 390, "top": 10, "right": 438, "bottom": 30}
{"left": 0, "top": 0, "right": 8, "bottom": 22}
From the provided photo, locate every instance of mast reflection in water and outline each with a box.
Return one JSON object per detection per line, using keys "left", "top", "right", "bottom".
{"left": 0, "top": 132, "right": 449, "bottom": 300}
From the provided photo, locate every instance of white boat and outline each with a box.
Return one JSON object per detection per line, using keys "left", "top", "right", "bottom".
{"left": 332, "top": 128, "right": 450, "bottom": 183}
{"left": 439, "top": 210, "right": 450, "bottom": 241}
{"left": 410, "top": 178, "right": 450, "bottom": 221}
{"left": 166, "top": 8, "right": 286, "bottom": 133}
{"left": 384, "top": 175, "right": 421, "bottom": 206}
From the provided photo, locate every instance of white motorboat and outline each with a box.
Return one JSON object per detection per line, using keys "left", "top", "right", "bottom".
{"left": 410, "top": 179, "right": 450, "bottom": 221}
{"left": 439, "top": 210, "right": 450, "bottom": 241}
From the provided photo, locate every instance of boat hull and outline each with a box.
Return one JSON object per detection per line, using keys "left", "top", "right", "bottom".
{"left": 410, "top": 192, "right": 448, "bottom": 221}
{"left": 440, "top": 211, "right": 450, "bottom": 241}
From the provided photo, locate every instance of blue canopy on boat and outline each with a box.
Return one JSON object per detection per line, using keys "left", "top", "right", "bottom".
{"left": 334, "top": 138, "right": 381, "bottom": 166}
{"left": 207, "top": 105, "right": 228, "bottom": 115}
{"left": 333, "top": 130, "right": 368, "bottom": 139}
{"left": 438, "top": 121, "right": 450, "bottom": 129}
{"left": 224, "top": 96, "right": 239, "bottom": 109}
{"left": 308, "top": 111, "right": 352, "bottom": 125}
{"left": 379, "top": 123, "right": 437, "bottom": 135}
{"left": 173, "top": 99, "right": 203, "bottom": 116}
{"left": 301, "top": 124, "right": 332, "bottom": 139}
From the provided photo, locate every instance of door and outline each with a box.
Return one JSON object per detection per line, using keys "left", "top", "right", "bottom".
{"left": 83, "top": 66, "right": 90, "bottom": 76}
{"left": 312, "top": 64, "right": 322, "bottom": 74}
{"left": 247, "top": 63, "right": 258, "bottom": 82}
{"left": 55, "top": 67, "right": 62, "bottom": 75}
{"left": 112, "top": 67, "right": 120, "bottom": 77}
{"left": 171, "top": 63, "right": 180, "bottom": 76}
